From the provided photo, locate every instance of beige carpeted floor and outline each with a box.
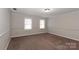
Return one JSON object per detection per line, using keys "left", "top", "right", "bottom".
{"left": 7, "top": 33, "right": 79, "bottom": 50}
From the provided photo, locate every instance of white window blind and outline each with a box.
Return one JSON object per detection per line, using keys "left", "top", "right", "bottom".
{"left": 24, "top": 18, "right": 32, "bottom": 30}
{"left": 40, "top": 19, "right": 45, "bottom": 29}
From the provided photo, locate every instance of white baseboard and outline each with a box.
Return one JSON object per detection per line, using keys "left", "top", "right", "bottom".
{"left": 11, "top": 32, "right": 47, "bottom": 38}
{"left": 49, "top": 32, "right": 79, "bottom": 41}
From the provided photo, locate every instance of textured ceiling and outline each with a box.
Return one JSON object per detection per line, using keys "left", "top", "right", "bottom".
{"left": 11, "top": 8, "right": 79, "bottom": 18}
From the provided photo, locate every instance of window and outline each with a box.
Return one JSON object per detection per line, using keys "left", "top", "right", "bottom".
{"left": 40, "top": 19, "right": 45, "bottom": 29}
{"left": 24, "top": 18, "right": 32, "bottom": 30}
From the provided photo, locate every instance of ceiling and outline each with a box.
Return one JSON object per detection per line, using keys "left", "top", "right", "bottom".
{"left": 11, "top": 8, "right": 79, "bottom": 18}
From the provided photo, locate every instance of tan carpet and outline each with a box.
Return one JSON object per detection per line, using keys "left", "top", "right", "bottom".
{"left": 7, "top": 33, "right": 79, "bottom": 50}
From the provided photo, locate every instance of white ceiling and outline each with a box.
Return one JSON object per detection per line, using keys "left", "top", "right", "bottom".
{"left": 11, "top": 8, "right": 79, "bottom": 18}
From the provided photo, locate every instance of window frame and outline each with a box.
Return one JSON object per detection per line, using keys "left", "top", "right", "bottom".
{"left": 40, "top": 19, "right": 45, "bottom": 29}
{"left": 24, "top": 18, "right": 32, "bottom": 30}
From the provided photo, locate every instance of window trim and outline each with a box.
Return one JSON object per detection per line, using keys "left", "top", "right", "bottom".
{"left": 24, "top": 18, "right": 32, "bottom": 30}
{"left": 40, "top": 19, "right": 45, "bottom": 29}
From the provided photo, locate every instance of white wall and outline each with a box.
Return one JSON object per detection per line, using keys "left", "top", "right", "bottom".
{"left": 11, "top": 13, "right": 47, "bottom": 37}
{"left": 0, "top": 8, "right": 11, "bottom": 49}
{"left": 48, "top": 10, "right": 79, "bottom": 41}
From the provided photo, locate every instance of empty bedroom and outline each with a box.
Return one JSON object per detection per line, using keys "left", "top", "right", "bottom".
{"left": 0, "top": 8, "right": 79, "bottom": 50}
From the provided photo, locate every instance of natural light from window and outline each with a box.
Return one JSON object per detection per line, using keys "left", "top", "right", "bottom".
{"left": 40, "top": 19, "right": 45, "bottom": 29}
{"left": 24, "top": 18, "right": 32, "bottom": 30}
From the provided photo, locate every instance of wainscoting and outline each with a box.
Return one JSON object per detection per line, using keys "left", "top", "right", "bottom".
{"left": 0, "top": 32, "right": 10, "bottom": 50}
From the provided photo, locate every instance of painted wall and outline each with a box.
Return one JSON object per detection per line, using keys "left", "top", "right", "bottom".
{"left": 11, "top": 13, "right": 47, "bottom": 37}
{"left": 47, "top": 10, "right": 79, "bottom": 41}
{"left": 0, "top": 8, "right": 11, "bottom": 49}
